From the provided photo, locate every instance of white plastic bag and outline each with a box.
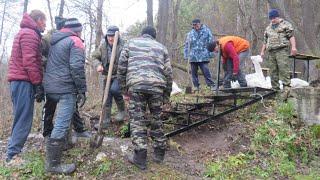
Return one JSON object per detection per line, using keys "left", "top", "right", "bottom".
{"left": 245, "top": 55, "right": 272, "bottom": 89}
{"left": 171, "top": 81, "right": 182, "bottom": 95}
{"left": 290, "top": 78, "right": 309, "bottom": 88}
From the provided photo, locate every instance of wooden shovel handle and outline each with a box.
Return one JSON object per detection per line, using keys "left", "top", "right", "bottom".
{"left": 98, "top": 31, "right": 119, "bottom": 134}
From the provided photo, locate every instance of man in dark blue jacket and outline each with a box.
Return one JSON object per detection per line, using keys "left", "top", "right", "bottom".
{"left": 43, "top": 18, "right": 86, "bottom": 174}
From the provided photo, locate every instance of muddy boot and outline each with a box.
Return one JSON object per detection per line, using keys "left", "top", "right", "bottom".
{"left": 153, "top": 148, "right": 165, "bottom": 163}
{"left": 94, "top": 107, "right": 111, "bottom": 130}
{"left": 63, "top": 129, "right": 74, "bottom": 151}
{"left": 127, "top": 149, "right": 147, "bottom": 170}
{"left": 115, "top": 100, "right": 126, "bottom": 122}
{"left": 45, "top": 138, "right": 76, "bottom": 174}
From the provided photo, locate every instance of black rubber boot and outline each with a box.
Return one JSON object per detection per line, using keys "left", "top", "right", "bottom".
{"left": 45, "top": 138, "right": 76, "bottom": 174}
{"left": 115, "top": 99, "right": 126, "bottom": 122}
{"left": 63, "top": 129, "right": 74, "bottom": 151}
{"left": 127, "top": 149, "right": 147, "bottom": 170}
{"left": 153, "top": 148, "right": 165, "bottom": 163}
{"left": 94, "top": 107, "right": 111, "bottom": 130}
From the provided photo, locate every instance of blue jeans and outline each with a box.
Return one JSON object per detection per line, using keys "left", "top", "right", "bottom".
{"left": 7, "top": 81, "right": 35, "bottom": 160}
{"left": 190, "top": 62, "right": 215, "bottom": 88}
{"left": 223, "top": 50, "right": 249, "bottom": 88}
{"left": 104, "top": 78, "right": 124, "bottom": 108}
{"left": 47, "top": 93, "right": 76, "bottom": 139}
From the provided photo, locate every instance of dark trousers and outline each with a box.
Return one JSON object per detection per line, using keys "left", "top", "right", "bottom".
{"left": 190, "top": 62, "right": 215, "bottom": 88}
{"left": 223, "top": 50, "right": 248, "bottom": 88}
{"left": 7, "top": 81, "right": 35, "bottom": 160}
{"left": 42, "top": 95, "right": 86, "bottom": 137}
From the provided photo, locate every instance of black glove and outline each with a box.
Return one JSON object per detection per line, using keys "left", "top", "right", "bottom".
{"left": 76, "top": 93, "right": 86, "bottom": 108}
{"left": 34, "top": 85, "right": 44, "bottom": 103}
{"left": 231, "top": 73, "right": 238, "bottom": 81}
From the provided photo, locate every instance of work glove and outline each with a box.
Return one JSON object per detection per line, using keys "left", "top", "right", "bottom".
{"left": 77, "top": 93, "right": 86, "bottom": 108}
{"left": 231, "top": 73, "right": 238, "bottom": 82}
{"left": 34, "top": 84, "right": 45, "bottom": 103}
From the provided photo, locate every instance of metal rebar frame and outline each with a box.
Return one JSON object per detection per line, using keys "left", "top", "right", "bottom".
{"left": 163, "top": 87, "right": 276, "bottom": 137}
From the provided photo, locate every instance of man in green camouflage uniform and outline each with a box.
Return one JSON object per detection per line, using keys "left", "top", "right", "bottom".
{"left": 91, "top": 26, "right": 126, "bottom": 129}
{"left": 117, "top": 26, "right": 173, "bottom": 170}
{"left": 260, "top": 9, "right": 297, "bottom": 91}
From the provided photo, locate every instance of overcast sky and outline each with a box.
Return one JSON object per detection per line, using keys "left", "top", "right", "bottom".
{"left": 27, "top": 0, "right": 158, "bottom": 31}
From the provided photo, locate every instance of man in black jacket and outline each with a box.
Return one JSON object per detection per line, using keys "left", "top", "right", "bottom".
{"left": 41, "top": 16, "right": 91, "bottom": 139}
{"left": 43, "top": 18, "right": 86, "bottom": 174}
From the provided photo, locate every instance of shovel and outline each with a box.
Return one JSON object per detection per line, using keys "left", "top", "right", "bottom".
{"left": 185, "top": 34, "right": 193, "bottom": 94}
{"left": 90, "top": 31, "right": 119, "bottom": 149}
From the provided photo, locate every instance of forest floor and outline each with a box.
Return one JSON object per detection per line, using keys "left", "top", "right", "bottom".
{"left": 0, "top": 90, "right": 320, "bottom": 179}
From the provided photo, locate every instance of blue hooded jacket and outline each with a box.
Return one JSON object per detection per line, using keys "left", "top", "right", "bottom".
{"left": 184, "top": 24, "right": 214, "bottom": 62}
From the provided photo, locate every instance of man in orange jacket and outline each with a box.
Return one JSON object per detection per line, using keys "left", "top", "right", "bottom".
{"left": 207, "top": 36, "right": 250, "bottom": 88}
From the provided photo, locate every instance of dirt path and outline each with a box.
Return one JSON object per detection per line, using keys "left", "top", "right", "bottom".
{"left": 0, "top": 113, "right": 250, "bottom": 179}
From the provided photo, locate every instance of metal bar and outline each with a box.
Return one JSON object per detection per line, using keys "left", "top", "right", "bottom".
{"left": 165, "top": 90, "right": 276, "bottom": 137}
{"left": 293, "top": 57, "right": 296, "bottom": 78}
{"left": 215, "top": 47, "right": 222, "bottom": 94}
{"left": 307, "top": 60, "right": 310, "bottom": 82}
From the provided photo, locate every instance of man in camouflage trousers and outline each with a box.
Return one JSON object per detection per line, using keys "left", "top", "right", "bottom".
{"left": 117, "top": 26, "right": 173, "bottom": 170}
{"left": 260, "top": 9, "right": 297, "bottom": 93}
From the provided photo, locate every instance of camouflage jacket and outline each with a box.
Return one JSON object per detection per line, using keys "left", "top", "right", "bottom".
{"left": 263, "top": 19, "right": 294, "bottom": 51}
{"left": 117, "top": 34, "right": 173, "bottom": 99}
{"left": 41, "top": 29, "right": 55, "bottom": 69}
{"left": 91, "top": 37, "right": 124, "bottom": 79}
{"left": 183, "top": 24, "right": 214, "bottom": 62}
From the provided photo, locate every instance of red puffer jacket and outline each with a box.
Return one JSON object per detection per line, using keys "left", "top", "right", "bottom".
{"left": 7, "top": 13, "right": 42, "bottom": 85}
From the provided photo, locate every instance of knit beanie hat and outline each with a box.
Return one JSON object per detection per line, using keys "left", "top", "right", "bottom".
{"left": 141, "top": 26, "right": 156, "bottom": 39}
{"left": 207, "top": 41, "right": 218, "bottom": 52}
{"left": 63, "top": 18, "right": 83, "bottom": 32}
{"left": 268, "top": 9, "right": 280, "bottom": 20}
{"left": 192, "top": 18, "right": 201, "bottom": 25}
{"left": 106, "top": 25, "right": 119, "bottom": 36}
{"left": 54, "top": 16, "right": 66, "bottom": 30}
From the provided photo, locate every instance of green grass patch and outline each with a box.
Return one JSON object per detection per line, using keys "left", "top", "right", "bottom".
{"left": 0, "top": 165, "right": 12, "bottom": 178}
{"left": 92, "top": 159, "right": 112, "bottom": 176}
{"left": 20, "top": 151, "right": 46, "bottom": 179}
{"left": 205, "top": 101, "right": 320, "bottom": 179}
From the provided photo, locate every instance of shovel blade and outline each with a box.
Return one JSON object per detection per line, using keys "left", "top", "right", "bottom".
{"left": 89, "top": 134, "right": 104, "bottom": 149}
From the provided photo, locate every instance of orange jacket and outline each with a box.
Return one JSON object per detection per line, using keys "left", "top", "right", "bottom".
{"left": 219, "top": 36, "right": 250, "bottom": 74}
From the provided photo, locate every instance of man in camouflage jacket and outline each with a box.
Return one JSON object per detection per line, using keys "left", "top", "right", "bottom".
{"left": 91, "top": 26, "right": 126, "bottom": 129}
{"left": 260, "top": 9, "right": 297, "bottom": 91}
{"left": 117, "top": 26, "right": 173, "bottom": 170}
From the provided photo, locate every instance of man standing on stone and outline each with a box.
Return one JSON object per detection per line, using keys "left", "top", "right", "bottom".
{"left": 43, "top": 18, "right": 86, "bottom": 174}
{"left": 92, "top": 25, "right": 126, "bottom": 129}
{"left": 260, "top": 9, "right": 297, "bottom": 92}
{"left": 117, "top": 26, "right": 173, "bottom": 170}
{"left": 6, "top": 10, "right": 46, "bottom": 163}
{"left": 184, "top": 18, "right": 215, "bottom": 91}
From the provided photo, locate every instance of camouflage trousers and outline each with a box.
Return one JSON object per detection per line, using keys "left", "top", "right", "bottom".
{"left": 129, "top": 92, "right": 166, "bottom": 151}
{"left": 267, "top": 47, "right": 291, "bottom": 89}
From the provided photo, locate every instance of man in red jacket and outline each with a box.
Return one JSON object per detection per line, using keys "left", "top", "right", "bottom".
{"left": 6, "top": 10, "right": 46, "bottom": 163}
{"left": 207, "top": 36, "right": 250, "bottom": 88}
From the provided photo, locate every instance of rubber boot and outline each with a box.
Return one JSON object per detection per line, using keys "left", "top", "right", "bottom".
{"left": 127, "top": 149, "right": 147, "bottom": 170}
{"left": 94, "top": 107, "right": 111, "bottom": 130}
{"left": 115, "top": 99, "right": 126, "bottom": 122}
{"left": 45, "top": 138, "right": 76, "bottom": 174}
{"left": 63, "top": 128, "right": 74, "bottom": 151}
{"left": 153, "top": 148, "right": 165, "bottom": 163}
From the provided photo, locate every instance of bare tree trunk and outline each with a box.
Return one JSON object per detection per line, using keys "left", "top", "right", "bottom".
{"left": 156, "top": 0, "right": 169, "bottom": 45}
{"left": 46, "top": 0, "right": 54, "bottom": 29}
{"left": 146, "top": 0, "right": 153, "bottom": 26}
{"left": 171, "top": 0, "right": 181, "bottom": 62}
{"left": 95, "top": 0, "right": 104, "bottom": 49}
{"left": 23, "top": 0, "right": 28, "bottom": 13}
{"left": 59, "top": 0, "right": 65, "bottom": 17}
{"left": 88, "top": 0, "right": 94, "bottom": 57}
{"left": 0, "top": 0, "right": 7, "bottom": 44}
